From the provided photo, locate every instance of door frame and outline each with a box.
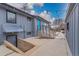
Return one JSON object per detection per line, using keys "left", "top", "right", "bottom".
{"left": 6, "top": 34, "right": 17, "bottom": 47}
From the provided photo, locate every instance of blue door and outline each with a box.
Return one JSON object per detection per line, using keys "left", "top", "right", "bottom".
{"left": 37, "top": 19, "right": 41, "bottom": 32}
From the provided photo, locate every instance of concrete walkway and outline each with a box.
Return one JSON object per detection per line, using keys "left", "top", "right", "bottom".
{"left": 0, "top": 32, "right": 69, "bottom": 56}
{"left": 25, "top": 32, "right": 68, "bottom": 56}
{"left": 23, "top": 32, "right": 69, "bottom": 56}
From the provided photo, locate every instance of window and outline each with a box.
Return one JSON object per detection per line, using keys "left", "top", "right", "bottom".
{"left": 27, "top": 32, "right": 31, "bottom": 35}
{"left": 6, "top": 11, "right": 16, "bottom": 23}
{"left": 67, "top": 22, "right": 69, "bottom": 31}
{"left": 6, "top": 35, "right": 17, "bottom": 47}
{"left": 27, "top": 17, "right": 32, "bottom": 22}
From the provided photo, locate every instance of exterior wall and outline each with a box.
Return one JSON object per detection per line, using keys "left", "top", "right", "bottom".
{"left": 66, "top": 4, "right": 79, "bottom": 55}
{"left": 41, "top": 21, "right": 44, "bottom": 34}
{"left": 0, "top": 8, "right": 6, "bottom": 44}
{"left": 41, "top": 21, "right": 50, "bottom": 37}
{"left": 34, "top": 17, "right": 50, "bottom": 37}
{"left": 17, "top": 14, "right": 34, "bottom": 39}
{"left": 35, "top": 17, "right": 50, "bottom": 37}
{"left": 0, "top": 5, "right": 50, "bottom": 45}
{"left": 0, "top": 7, "right": 35, "bottom": 45}
{"left": 17, "top": 14, "right": 27, "bottom": 39}
{"left": 33, "top": 18, "right": 38, "bottom": 36}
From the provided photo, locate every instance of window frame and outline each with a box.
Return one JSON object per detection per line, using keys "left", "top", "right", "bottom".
{"left": 67, "top": 22, "right": 69, "bottom": 31}
{"left": 6, "top": 10, "right": 16, "bottom": 24}
{"left": 6, "top": 34, "right": 17, "bottom": 47}
{"left": 27, "top": 32, "right": 31, "bottom": 35}
{"left": 27, "top": 17, "right": 32, "bottom": 22}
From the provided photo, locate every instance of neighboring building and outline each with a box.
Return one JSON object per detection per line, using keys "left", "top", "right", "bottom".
{"left": 0, "top": 3, "right": 50, "bottom": 46}
{"left": 50, "top": 18, "right": 65, "bottom": 32}
{"left": 53, "top": 19, "right": 63, "bottom": 25}
{"left": 35, "top": 16, "right": 50, "bottom": 38}
{"left": 59, "top": 20, "right": 65, "bottom": 30}
{"left": 65, "top": 3, "right": 79, "bottom": 56}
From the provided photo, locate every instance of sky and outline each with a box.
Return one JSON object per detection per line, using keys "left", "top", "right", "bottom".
{"left": 33, "top": 3, "right": 68, "bottom": 19}
{"left": 8, "top": 3, "right": 68, "bottom": 20}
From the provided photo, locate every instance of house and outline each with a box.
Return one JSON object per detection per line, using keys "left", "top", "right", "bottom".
{"left": 0, "top": 3, "right": 50, "bottom": 47}
{"left": 34, "top": 16, "right": 50, "bottom": 38}
{"left": 53, "top": 19, "right": 62, "bottom": 25}
{"left": 65, "top": 3, "right": 79, "bottom": 56}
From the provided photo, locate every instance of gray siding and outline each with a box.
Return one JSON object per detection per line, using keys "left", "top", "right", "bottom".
{"left": 66, "top": 4, "right": 79, "bottom": 55}
{"left": 0, "top": 7, "right": 35, "bottom": 44}
{"left": 17, "top": 14, "right": 26, "bottom": 39}
{"left": 34, "top": 18, "right": 38, "bottom": 36}
{"left": 17, "top": 14, "right": 34, "bottom": 39}
{"left": 0, "top": 8, "right": 6, "bottom": 44}
{"left": 0, "top": 5, "right": 49, "bottom": 45}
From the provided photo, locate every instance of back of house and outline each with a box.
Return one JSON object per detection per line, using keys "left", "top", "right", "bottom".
{"left": 0, "top": 3, "right": 50, "bottom": 46}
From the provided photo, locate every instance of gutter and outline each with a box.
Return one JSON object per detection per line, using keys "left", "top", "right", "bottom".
{"left": 35, "top": 15, "right": 50, "bottom": 24}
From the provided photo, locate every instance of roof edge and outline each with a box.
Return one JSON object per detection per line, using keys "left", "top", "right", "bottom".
{"left": 65, "top": 3, "right": 76, "bottom": 22}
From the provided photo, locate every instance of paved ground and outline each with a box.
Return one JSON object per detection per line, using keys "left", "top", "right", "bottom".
{"left": 0, "top": 32, "right": 69, "bottom": 56}
{"left": 24, "top": 32, "right": 68, "bottom": 56}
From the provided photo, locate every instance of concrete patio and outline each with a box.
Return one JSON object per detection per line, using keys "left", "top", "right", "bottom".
{"left": 0, "top": 32, "right": 71, "bottom": 56}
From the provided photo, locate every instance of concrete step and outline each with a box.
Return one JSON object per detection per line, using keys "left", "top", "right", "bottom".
{"left": 0, "top": 45, "right": 14, "bottom": 56}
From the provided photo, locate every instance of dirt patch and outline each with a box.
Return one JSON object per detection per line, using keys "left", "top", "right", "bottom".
{"left": 17, "top": 39, "right": 35, "bottom": 52}
{"left": 4, "top": 39, "right": 35, "bottom": 54}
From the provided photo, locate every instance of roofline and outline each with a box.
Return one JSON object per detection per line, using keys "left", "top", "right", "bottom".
{"left": 0, "top": 3, "right": 50, "bottom": 24}
{"left": 36, "top": 16, "right": 50, "bottom": 24}
{"left": 65, "top": 3, "right": 76, "bottom": 22}
{"left": 0, "top": 3, "right": 35, "bottom": 18}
